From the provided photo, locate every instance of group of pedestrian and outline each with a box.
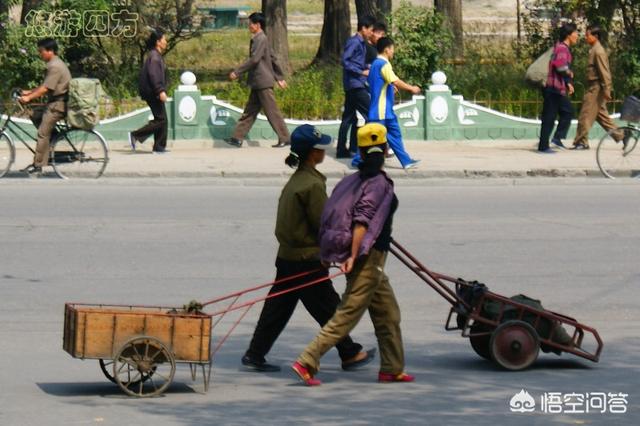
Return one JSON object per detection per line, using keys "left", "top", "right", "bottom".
{"left": 538, "top": 22, "right": 629, "bottom": 153}
{"left": 338, "top": 16, "right": 421, "bottom": 169}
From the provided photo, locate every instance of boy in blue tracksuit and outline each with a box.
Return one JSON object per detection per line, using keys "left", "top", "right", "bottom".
{"left": 352, "top": 37, "right": 421, "bottom": 169}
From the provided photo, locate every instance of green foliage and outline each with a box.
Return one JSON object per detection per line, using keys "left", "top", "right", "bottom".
{"left": 389, "top": 1, "right": 452, "bottom": 88}
{"left": 0, "top": 15, "right": 45, "bottom": 99}
{"left": 201, "top": 66, "right": 345, "bottom": 120}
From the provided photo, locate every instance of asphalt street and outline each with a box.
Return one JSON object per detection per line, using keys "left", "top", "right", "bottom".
{"left": 0, "top": 178, "right": 638, "bottom": 426}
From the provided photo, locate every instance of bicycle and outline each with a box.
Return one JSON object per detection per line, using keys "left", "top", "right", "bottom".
{"left": 0, "top": 89, "right": 109, "bottom": 179}
{"left": 596, "top": 95, "right": 640, "bottom": 179}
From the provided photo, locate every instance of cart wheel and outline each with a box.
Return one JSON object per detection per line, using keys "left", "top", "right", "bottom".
{"left": 490, "top": 320, "right": 539, "bottom": 371}
{"left": 99, "top": 359, "right": 154, "bottom": 386}
{"left": 113, "top": 336, "right": 175, "bottom": 397}
{"left": 469, "top": 323, "right": 492, "bottom": 360}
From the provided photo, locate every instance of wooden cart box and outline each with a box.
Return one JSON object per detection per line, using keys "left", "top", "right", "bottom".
{"left": 63, "top": 303, "right": 211, "bottom": 362}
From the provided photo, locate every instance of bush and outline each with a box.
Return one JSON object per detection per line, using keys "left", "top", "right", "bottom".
{"left": 0, "top": 16, "right": 45, "bottom": 99}
{"left": 389, "top": 1, "right": 452, "bottom": 89}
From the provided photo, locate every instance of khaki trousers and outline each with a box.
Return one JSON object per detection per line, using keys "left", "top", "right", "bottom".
{"left": 30, "top": 101, "right": 65, "bottom": 167}
{"left": 232, "top": 88, "right": 290, "bottom": 144}
{"left": 574, "top": 83, "right": 623, "bottom": 147}
{"left": 297, "top": 249, "right": 405, "bottom": 375}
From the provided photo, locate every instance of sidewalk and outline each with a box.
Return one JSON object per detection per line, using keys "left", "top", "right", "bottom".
{"left": 9, "top": 139, "right": 629, "bottom": 178}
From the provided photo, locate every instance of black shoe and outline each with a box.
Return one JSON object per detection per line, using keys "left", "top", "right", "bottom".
{"left": 241, "top": 355, "right": 281, "bottom": 372}
{"left": 571, "top": 143, "right": 590, "bottom": 150}
{"left": 537, "top": 148, "right": 556, "bottom": 154}
{"left": 341, "top": 348, "right": 377, "bottom": 371}
{"left": 551, "top": 138, "right": 566, "bottom": 149}
{"left": 272, "top": 141, "right": 290, "bottom": 148}
{"left": 224, "top": 137, "right": 243, "bottom": 148}
{"left": 336, "top": 151, "right": 353, "bottom": 159}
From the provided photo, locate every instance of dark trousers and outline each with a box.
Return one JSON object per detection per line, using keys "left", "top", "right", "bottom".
{"left": 337, "top": 88, "right": 370, "bottom": 155}
{"left": 538, "top": 88, "right": 574, "bottom": 151}
{"left": 245, "top": 258, "right": 363, "bottom": 362}
{"left": 131, "top": 98, "right": 167, "bottom": 151}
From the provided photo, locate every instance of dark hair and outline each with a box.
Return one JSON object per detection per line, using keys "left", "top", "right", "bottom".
{"left": 376, "top": 37, "right": 394, "bottom": 53}
{"left": 587, "top": 25, "right": 603, "bottom": 40}
{"left": 558, "top": 22, "right": 577, "bottom": 42}
{"left": 146, "top": 28, "right": 164, "bottom": 50}
{"left": 358, "top": 146, "right": 386, "bottom": 178}
{"left": 36, "top": 38, "right": 58, "bottom": 53}
{"left": 249, "top": 12, "right": 266, "bottom": 30}
{"left": 284, "top": 148, "right": 311, "bottom": 169}
{"left": 373, "top": 22, "right": 387, "bottom": 33}
{"left": 357, "top": 15, "right": 376, "bottom": 31}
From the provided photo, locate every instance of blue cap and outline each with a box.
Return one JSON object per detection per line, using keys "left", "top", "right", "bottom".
{"left": 290, "top": 124, "right": 332, "bottom": 153}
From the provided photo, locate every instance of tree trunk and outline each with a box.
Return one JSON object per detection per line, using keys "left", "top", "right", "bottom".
{"left": 314, "top": 0, "right": 350, "bottom": 65}
{"left": 20, "top": 0, "right": 43, "bottom": 24}
{"left": 355, "top": 0, "right": 391, "bottom": 23}
{"left": 262, "top": 0, "right": 290, "bottom": 75}
{"left": 435, "top": 0, "right": 463, "bottom": 59}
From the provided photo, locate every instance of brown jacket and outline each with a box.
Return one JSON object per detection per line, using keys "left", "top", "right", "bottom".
{"left": 586, "top": 41, "right": 613, "bottom": 98}
{"left": 234, "top": 31, "right": 284, "bottom": 90}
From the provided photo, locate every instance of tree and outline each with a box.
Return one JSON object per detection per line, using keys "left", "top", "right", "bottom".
{"left": 434, "top": 0, "right": 463, "bottom": 59}
{"left": 20, "top": 0, "right": 43, "bottom": 24}
{"left": 314, "top": 0, "right": 350, "bottom": 65}
{"left": 355, "top": 0, "right": 392, "bottom": 23}
{"left": 262, "top": 0, "right": 290, "bottom": 75}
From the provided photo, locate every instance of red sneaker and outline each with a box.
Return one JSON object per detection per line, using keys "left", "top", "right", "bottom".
{"left": 378, "top": 372, "right": 415, "bottom": 383}
{"left": 292, "top": 362, "right": 322, "bottom": 386}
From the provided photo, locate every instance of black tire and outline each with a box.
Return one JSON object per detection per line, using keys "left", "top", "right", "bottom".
{"left": 0, "top": 131, "right": 15, "bottom": 178}
{"left": 51, "top": 128, "right": 108, "bottom": 179}
{"left": 596, "top": 126, "right": 639, "bottom": 179}
{"left": 469, "top": 322, "right": 493, "bottom": 360}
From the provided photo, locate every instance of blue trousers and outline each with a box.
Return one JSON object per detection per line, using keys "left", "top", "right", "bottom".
{"left": 351, "top": 117, "right": 413, "bottom": 168}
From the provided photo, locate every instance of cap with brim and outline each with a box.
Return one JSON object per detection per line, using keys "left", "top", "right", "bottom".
{"left": 291, "top": 124, "right": 332, "bottom": 153}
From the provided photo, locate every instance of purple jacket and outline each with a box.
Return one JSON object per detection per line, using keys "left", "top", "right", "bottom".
{"left": 319, "top": 171, "right": 395, "bottom": 263}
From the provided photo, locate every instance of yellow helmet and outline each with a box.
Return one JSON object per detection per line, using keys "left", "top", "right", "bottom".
{"left": 357, "top": 123, "right": 387, "bottom": 148}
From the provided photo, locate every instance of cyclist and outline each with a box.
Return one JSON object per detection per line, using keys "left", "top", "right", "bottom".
{"left": 18, "top": 37, "right": 71, "bottom": 175}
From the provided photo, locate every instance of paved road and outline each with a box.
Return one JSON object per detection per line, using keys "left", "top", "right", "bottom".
{"left": 0, "top": 179, "right": 638, "bottom": 425}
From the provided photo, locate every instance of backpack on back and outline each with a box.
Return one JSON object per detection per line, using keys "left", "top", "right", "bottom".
{"left": 524, "top": 47, "right": 553, "bottom": 88}
{"left": 67, "top": 78, "right": 104, "bottom": 130}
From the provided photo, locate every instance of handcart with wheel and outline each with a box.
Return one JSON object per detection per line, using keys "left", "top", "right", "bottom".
{"left": 389, "top": 240, "right": 604, "bottom": 371}
{"left": 62, "top": 270, "right": 342, "bottom": 397}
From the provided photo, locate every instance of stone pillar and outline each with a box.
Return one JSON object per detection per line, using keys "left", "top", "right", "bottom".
{"left": 172, "top": 71, "right": 203, "bottom": 141}
{"left": 425, "top": 71, "right": 454, "bottom": 141}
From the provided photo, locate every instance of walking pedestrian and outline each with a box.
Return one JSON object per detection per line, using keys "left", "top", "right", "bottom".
{"left": 352, "top": 37, "right": 421, "bottom": 169}
{"left": 572, "top": 25, "right": 624, "bottom": 150}
{"left": 18, "top": 37, "right": 71, "bottom": 174}
{"left": 292, "top": 122, "right": 414, "bottom": 386}
{"left": 538, "top": 22, "right": 578, "bottom": 153}
{"left": 241, "top": 124, "right": 375, "bottom": 372}
{"left": 225, "top": 12, "right": 290, "bottom": 148}
{"left": 336, "top": 15, "right": 375, "bottom": 159}
{"left": 129, "top": 29, "right": 169, "bottom": 154}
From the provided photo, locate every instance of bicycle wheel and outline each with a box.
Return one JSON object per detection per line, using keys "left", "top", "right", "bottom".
{"left": 0, "top": 131, "right": 15, "bottom": 178}
{"left": 596, "top": 126, "right": 639, "bottom": 179}
{"left": 51, "top": 128, "right": 108, "bottom": 179}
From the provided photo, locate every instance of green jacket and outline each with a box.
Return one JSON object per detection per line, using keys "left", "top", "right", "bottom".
{"left": 275, "top": 165, "right": 327, "bottom": 261}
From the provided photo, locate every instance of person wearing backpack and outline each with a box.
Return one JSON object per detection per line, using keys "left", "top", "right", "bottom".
{"left": 538, "top": 23, "right": 578, "bottom": 153}
{"left": 129, "top": 28, "right": 169, "bottom": 154}
{"left": 18, "top": 38, "right": 71, "bottom": 174}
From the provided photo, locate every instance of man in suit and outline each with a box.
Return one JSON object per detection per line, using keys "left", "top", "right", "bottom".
{"left": 225, "top": 12, "right": 290, "bottom": 148}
